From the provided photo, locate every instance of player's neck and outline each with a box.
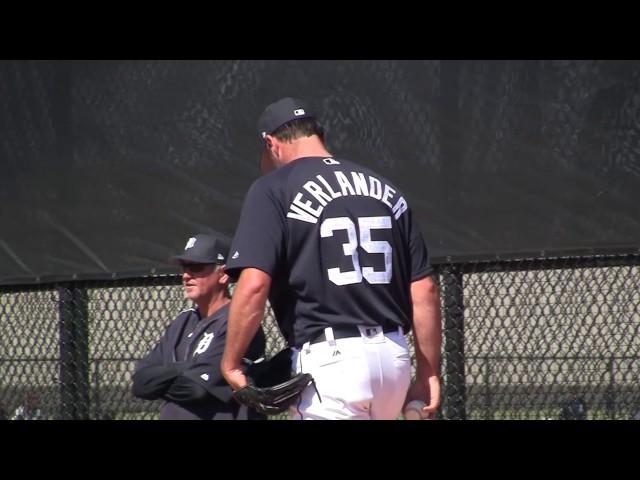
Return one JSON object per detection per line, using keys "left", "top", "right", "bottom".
{"left": 197, "top": 293, "right": 230, "bottom": 318}
{"left": 281, "top": 136, "right": 331, "bottom": 164}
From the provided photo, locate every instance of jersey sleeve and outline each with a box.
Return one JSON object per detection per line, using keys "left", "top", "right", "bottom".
{"left": 407, "top": 208, "right": 433, "bottom": 281}
{"left": 131, "top": 323, "right": 181, "bottom": 400}
{"left": 225, "top": 178, "right": 286, "bottom": 281}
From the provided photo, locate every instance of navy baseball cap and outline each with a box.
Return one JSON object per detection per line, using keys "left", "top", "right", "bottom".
{"left": 257, "top": 97, "right": 314, "bottom": 141}
{"left": 169, "top": 234, "right": 230, "bottom": 265}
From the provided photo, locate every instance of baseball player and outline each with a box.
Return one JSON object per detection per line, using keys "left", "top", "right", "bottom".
{"left": 222, "top": 97, "right": 442, "bottom": 420}
{"left": 132, "top": 233, "right": 266, "bottom": 420}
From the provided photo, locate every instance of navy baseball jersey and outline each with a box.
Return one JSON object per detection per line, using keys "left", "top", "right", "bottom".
{"left": 225, "top": 156, "right": 432, "bottom": 347}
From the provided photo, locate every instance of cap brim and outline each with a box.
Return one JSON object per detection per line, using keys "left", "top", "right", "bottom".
{"left": 168, "top": 254, "right": 211, "bottom": 265}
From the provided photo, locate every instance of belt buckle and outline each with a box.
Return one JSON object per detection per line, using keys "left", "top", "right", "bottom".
{"left": 364, "top": 326, "right": 382, "bottom": 337}
{"left": 359, "top": 325, "right": 385, "bottom": 344}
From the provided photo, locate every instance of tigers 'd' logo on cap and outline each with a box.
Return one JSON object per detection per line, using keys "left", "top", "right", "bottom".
{"left": 185, "top": 237, "right": 197, "bottom": 250}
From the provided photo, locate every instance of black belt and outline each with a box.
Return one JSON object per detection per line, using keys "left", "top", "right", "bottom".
{"left": 309, "top": 324, "right": 402, "bottom": 345}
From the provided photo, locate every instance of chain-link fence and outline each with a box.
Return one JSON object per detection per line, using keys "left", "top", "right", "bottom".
{"left": 1, "top": 253, "right": 639, "bottom": 420}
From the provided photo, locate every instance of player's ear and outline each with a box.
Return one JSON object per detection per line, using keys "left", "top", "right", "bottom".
{"left": 217, "top": 265, "right": 230, "bottom": 285}
{"left": 264, "top": 135, "right": 275, "bottom": 150}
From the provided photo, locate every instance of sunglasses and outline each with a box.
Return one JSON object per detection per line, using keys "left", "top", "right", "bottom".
{"left": 180, "top": 263, "right": 216, "bottom": 274}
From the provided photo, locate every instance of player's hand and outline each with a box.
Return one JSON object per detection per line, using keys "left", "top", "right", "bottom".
{"left": 423, "top": 375, "right": 440, "bottom": 418}
{"left": 222, "top": 365, "right": 248, "bottom": 392}
{"left": 405, "top": 375, "right": 441, "bottom": 419}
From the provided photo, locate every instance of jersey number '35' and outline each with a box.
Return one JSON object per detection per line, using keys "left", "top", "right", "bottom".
{"left": 320, "top": 215, "right": 392, "bottom": 286}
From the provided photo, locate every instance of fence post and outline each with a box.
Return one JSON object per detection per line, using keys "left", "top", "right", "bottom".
{"left": 442, "top": 265, "right": 466, "bottom": 420}
{"left": 93, "top": 360, "right": 101, "bottom": 419}
{"left": 606, "top": 356, "right": 616, "bottom": 420}
{"left": 58, "top": 282, "right": 90, "bottom": 420}
{"left": 484, "top": 358, "right": 492, "bottom": 420}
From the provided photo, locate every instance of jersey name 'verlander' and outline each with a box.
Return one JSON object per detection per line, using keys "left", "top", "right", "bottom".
{"left": 225, "top": 156, "right": 432, "bottom": 348}
{"left": 287, "top": 170, "right": 408, "bottom": 224}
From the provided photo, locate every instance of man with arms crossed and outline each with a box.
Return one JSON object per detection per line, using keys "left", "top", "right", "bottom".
{"left": 133, "top": 233, "right": 266, "bottom": 420}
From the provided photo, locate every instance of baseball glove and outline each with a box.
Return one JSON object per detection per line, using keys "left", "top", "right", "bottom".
{"left": 235, "top": 347, "right": 315, "bottom": 415}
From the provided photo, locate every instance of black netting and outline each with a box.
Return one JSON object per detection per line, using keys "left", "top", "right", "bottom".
{"left": 2, "top": 254, "right": 639, "bottom": 420}
{"left": 2, "top": 61, "right": 640, "bottom": 286}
